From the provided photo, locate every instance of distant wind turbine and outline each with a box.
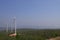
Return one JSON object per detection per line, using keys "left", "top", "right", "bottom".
{"left": 6, "top": 24, "right": 8, "bottom": 33}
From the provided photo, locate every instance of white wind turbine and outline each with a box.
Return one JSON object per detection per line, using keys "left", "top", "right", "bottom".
{"left": 9, "top": 17, "right": 17, "bottom": 37}
{"left": 6, "top": 23, "right": 8, "bottom": 33}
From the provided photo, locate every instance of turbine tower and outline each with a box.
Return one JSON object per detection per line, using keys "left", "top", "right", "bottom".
{"left": 6, "top": 24, "right": 8, "bottom": 33}
{"left": 13, "top": 17, "right": 16, "bottom": 34}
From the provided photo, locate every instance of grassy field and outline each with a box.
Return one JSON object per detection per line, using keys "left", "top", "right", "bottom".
{"left": 0, "top": 29, "right": 60, "bottom": 40}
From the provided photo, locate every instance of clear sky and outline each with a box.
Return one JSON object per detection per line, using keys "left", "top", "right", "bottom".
{"left": 0, "top": 0, "right": 60, "bottom": 29}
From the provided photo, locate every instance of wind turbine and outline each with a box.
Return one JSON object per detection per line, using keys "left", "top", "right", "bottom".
{"left": 6, "top": 23, "right": 8, "bottom": 33}
{"left": 9, "top": 17, "right": 17, "bottom": 37}
{"left": 13, "top": 17, "right": 16, "bottom": 35}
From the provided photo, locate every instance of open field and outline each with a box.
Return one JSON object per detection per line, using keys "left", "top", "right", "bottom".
{"left": 0, "top": 29, "right": 60, "bottom": 40}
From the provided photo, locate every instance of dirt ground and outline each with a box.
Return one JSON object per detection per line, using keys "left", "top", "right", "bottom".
{"left": 47, "top": 37, "right": 60, "bottom": 40}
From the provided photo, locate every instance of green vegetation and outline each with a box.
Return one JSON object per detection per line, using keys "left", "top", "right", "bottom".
{"left": 0, "top": 29, "right": 60, "bottom": 40}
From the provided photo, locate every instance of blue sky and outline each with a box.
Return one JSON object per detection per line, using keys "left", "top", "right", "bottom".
{"left": 0, "top": 0, "right": 60, "bottom": 28}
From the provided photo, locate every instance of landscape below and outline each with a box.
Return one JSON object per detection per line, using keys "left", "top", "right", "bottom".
{"left": 0, "top": 29, "right": 60, "bottom": 40}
